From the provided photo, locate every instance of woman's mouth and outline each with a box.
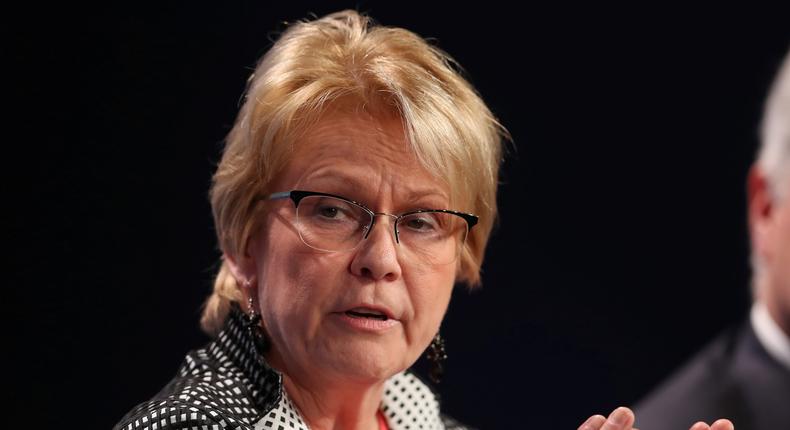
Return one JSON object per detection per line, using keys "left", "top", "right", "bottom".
{"left": 345, "top": 307, "right": 389, "bottom": 321}
{"left": 333, "top": 305, "right": 399, "bottom": 332}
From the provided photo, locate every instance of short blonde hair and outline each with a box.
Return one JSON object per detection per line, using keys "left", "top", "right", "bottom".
{"left": 201, "top": 10, "right": 507, "bottom": 335}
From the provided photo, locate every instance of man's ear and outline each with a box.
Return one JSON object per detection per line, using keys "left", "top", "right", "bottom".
{"left": 748, "top": 164, "right": 775, "bottom": 265}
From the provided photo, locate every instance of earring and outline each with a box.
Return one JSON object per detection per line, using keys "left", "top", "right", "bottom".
{"left": 242, "top": 279, "right": 269, "bottom": 355}
{"left": 426, "top": 332, "right": 447, "bottom": 384}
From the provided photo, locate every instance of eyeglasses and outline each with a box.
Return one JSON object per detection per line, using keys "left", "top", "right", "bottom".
{"left": 262, "top": 190, "right": 478, "bottom": 265}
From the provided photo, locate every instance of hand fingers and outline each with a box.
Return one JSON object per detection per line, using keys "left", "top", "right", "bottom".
{"left": 688, "top": 418, "right": 735, "bottom": 430}
{"left": 710, "top": 419, "right": 734, "bottom": 430}
{"left": 600, "top": 407, "right": 635, "bottom": 430}
{"left": 578, "top": 414, "right": 606, "bottom": 430}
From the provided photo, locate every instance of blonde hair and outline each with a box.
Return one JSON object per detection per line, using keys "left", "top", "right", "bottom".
{"left": 201, "top": 10, "right": 508, "bottom": 335}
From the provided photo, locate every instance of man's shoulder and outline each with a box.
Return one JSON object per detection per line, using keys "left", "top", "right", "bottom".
{"left": 634, "top": 320, "right": 789, "bottom": 429}
{"left": 635, "top": 329, "right": 738, "bottom": 422}
{"left": 441, "top": 414, "right": 478, "bottom": 430}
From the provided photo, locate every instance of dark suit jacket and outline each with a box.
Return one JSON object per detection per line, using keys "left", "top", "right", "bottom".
{"left": 634, "top": 320, "right": 790, "bottom": 430}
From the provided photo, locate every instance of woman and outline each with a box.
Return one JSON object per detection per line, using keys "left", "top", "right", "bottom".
{"left": 115, "top": 10, "right": 733, "bottom": 430}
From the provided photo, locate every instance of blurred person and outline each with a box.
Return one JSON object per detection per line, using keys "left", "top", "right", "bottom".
{"left": 635, "top": 49, "right": 790, "bottom": 430}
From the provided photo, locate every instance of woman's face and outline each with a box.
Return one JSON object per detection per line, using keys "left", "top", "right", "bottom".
{"left": 244, "top": 111, "right": 458, "bottom": 385}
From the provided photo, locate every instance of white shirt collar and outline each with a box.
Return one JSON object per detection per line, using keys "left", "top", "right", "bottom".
{"left": 751, "top": 301, "right": 790, "bottom": 370}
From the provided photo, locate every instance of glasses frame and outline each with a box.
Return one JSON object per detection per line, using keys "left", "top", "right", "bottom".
{"left": 262, "top": 190, "right": 478, "bottom": 251}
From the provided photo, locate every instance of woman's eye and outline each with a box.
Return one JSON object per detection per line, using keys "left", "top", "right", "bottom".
{"left": 405, "top": 216, "right": 436, "bottom": 231}
{"left": 317, "top": 205, "right": 343, "bottom": 219}
{"left": 319, "top": 206, "right": 337, "bottom": 217}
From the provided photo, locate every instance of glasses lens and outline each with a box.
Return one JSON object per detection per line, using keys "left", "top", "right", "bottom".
{"left": 396, "top": 211, "right": 468, "bottom": 265}
{"left": 295, "top": 195, "right": 370, "bottom": 252}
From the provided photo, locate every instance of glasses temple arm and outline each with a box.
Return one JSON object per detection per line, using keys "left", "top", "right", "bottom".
{"left": 265, "top": 191, "right": 291, "bottom": 201}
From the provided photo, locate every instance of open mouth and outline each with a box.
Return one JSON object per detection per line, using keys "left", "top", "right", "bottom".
{"left": 344, "top": 308, "right": 389, "bottom": 321}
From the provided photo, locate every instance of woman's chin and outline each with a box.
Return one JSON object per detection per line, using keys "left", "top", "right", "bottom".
{"left": 318, "top": 341, "right": 409, "bottom": 384}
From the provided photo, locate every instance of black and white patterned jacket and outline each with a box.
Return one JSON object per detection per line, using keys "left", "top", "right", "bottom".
{"left": 114, "top": 305, "right": 473, "bottom": 430}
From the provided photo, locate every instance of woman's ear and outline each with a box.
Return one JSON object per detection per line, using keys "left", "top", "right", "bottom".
{"left": 223, "top": 235, "right": 260, "bottom": 290}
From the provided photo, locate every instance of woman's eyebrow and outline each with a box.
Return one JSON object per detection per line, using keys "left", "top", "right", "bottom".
{"left": 400, "top": 190, "right": 449, "bottom": 208}
{"left": 302, "top": 170, "right": 449, "bottom": 207}
{"left": 301, "top": 170, "right": 363, "bottom": 190}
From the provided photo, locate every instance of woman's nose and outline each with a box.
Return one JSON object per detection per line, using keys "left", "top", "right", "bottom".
{"left": 350, "top": 217, "right": 402, "bottom": 282}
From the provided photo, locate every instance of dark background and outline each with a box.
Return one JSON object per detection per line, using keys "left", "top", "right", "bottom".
{"left": 7, "top": 2, "right": 790, "bottom": 429}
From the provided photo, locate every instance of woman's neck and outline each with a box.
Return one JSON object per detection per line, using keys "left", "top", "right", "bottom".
{"left": 282, "top": 373, "right": 386, "bottom": 430}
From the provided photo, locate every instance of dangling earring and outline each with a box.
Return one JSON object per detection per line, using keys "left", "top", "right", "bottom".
{"left": 242, "top": 279, "right": 269, "bottom": 355}
{"left": 426, "top": 332, "right": 447, "bottom": 384}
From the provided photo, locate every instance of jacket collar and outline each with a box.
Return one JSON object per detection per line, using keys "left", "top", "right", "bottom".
{"left": 208, "top": 303, "right": 283, "bottom": 413}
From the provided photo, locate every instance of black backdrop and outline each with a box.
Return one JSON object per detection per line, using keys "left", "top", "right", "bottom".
{"left": 7, "top": 2, "right": 790, "bottom": 429}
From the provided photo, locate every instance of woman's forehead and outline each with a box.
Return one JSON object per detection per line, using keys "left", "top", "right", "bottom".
{"left": 278, "top": 114, "right": 451, "bottom": 203}
{"left": 287, "top": 113, "right": 413, "bottom": 172}
{"left": 302, "top": 113, "right": 408, "bottom": 153}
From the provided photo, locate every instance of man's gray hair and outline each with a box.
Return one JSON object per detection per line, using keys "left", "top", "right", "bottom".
{"left": 758, "top": 49, "right": 790, "bottom": 200}
{"left": 752, "top": 48, "right": 790, "bottom": 294}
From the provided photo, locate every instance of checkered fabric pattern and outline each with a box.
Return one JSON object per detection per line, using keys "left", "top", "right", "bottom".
{"left": 114, "top": 305, "right": 473, "bottom": 430}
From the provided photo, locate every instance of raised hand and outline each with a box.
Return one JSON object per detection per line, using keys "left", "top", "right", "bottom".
{"left": 578, "top": 407, "right": 734, "bottom": 430}
{"left": 690, "top": 419, "right": 735, "bottom": 430}
{"left": 577, "top": 407, "right": 634, "bottom": 430}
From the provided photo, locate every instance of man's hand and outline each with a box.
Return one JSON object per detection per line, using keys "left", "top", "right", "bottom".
{"left": 577, "top": 407, "right": 734, "bottom": 430}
